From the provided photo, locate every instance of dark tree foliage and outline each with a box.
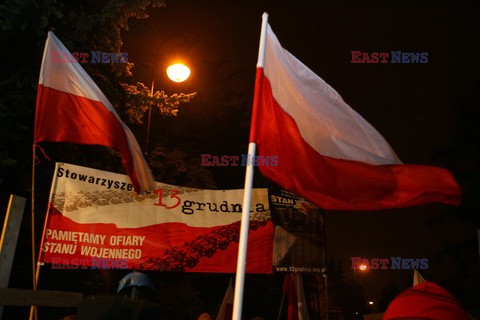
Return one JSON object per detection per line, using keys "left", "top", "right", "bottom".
{"left": 149, "top": 146, "right": 216, "bottom": 189}
{"left": 436, "top": 85, "right": 480, "bottom": 227}
{"left": 0, "top": 0, "right": 198, "bottom": 202}
{"left": 425, "top": 83, "right": 480, "bottom": 314}
{"left": 326, "top": 260, "right": 367, "bottom": 318}
{"left": 378, "top": 281, "right": 399, "bottom": 312}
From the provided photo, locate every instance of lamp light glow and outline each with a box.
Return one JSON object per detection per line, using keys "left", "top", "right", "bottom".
{"left": 166, "top": 63, "right": 191, "bottom": 82}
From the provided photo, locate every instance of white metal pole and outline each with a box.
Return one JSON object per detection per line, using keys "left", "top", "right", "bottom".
{"left": 232, "top": 142, "right": 256, "bottom": 320}
{"left": 255, "top": 13, "right": 269, "bottom": 69}
{"left": 231, "top": 12, "right": 268, "bottom": 320}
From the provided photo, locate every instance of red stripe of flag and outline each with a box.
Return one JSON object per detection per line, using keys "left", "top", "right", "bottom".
{"left": 35, "top": 85, "right": 139, "bottom": 188}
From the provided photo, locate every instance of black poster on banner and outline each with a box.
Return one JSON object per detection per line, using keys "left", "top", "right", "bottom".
{"left": 268, "top": 188, "right": 325, "bottom": 273}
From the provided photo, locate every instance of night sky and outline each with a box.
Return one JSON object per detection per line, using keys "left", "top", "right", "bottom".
{"left": 123, "top": 0, "right": 480, "bottom": 309}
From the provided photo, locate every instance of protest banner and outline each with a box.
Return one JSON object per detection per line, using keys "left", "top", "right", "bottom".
{"left": 39, "top": 163, "right": 273, "bottom": 273}
{"left": 269, "top": 187, "right": 325, "bottom": 273}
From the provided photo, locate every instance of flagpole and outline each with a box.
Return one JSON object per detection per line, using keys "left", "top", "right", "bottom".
{"left": 30, "top": 146, "right": 38, "bottom": 320}
{"left": 232, "top": 12, "right": 268, "bottom": 320}
{"left": 29, "top": 161, "right": 60, "bottom": 320}
{"left": 31, "top": 147, "right": 36, "bottom": 287}
{"left": 322, "top": 210, "right": 329, "bottom": 320}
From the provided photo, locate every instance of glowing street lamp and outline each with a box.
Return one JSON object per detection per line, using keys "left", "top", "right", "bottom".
{"left": 166, "top": 63, "right": 191, "bottom": 82}
{"left": 353, "top": 263, "right": 368, "bottom": 277}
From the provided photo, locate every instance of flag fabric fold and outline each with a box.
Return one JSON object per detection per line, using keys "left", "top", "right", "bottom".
{"left": 384, "top": 281, "right": 470, "bottom": 320}
{"left": 216, "top": 279, "right": 234, "bottom": 320}
{"left": 34, "top": 32, "right": 156, "bottom": 193}
{"left": 250, "top": 23, "right": 461, "bottom": 210}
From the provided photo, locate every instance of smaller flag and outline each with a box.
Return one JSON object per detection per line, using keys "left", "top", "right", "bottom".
{"left": 282, "top": 274, "right": 310, "bottom": 320}
{"left": 413, "top": 269, "right": 425, "bottom": 286}
{"left": 216, "top": 279, "right": 233, "bottom": 320}
{"left": 34, "top": 32, "right": 156, "bottom": 193}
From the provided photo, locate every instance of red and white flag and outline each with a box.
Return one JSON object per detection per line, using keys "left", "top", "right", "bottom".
{"left": 282, "top": 274, "right": 310, "bottom": 320}
{"left": 216, "top": 279, "right": 234, "bottom": 320}
{"left": 250, "top": 23, "right": 461, "bottom": 210}
{"left": 34, "top": 32, "right": 155, "bottom": 193}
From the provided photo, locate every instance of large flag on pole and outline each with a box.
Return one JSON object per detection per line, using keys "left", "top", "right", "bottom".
{"left": 249, "top": 23, "right": 462, "bottom": 210}
{"left": 34, "top": 32, "right": 156, "bottom": 193}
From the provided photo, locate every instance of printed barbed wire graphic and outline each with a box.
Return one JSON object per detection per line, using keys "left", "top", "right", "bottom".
{"left": 137, "top": 219, "right": 269, "bottom": 271}
{"left": 49, "top": 187, "right": 200, "bottom": 212}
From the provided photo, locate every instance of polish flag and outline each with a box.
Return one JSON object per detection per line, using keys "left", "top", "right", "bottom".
{"left": 34, "top": 32, "right": 155, "bottom": 193}
{"left": 282, "top": 274, "right": 310, "bottom": 320}
{"left": 251, "top": 23, "right": 461, "bottom": 210}
{"left": 216, "top": 279, "right": 234, "bottom": 320}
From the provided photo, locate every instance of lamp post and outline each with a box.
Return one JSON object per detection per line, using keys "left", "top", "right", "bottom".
{"left": 353, "top": 263, "right": 367, "bottom": 277}
{"left": 143, "top": 33, "right": 192, "bottom": 157}
{"left": 368, "top": 300, "right": 374, "bottom": 313}
{"left": 144, "top": 62, "right": 191, "bottom": 156}
{"left": 144, "top": 79, "right": 155, "bottom": 157}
